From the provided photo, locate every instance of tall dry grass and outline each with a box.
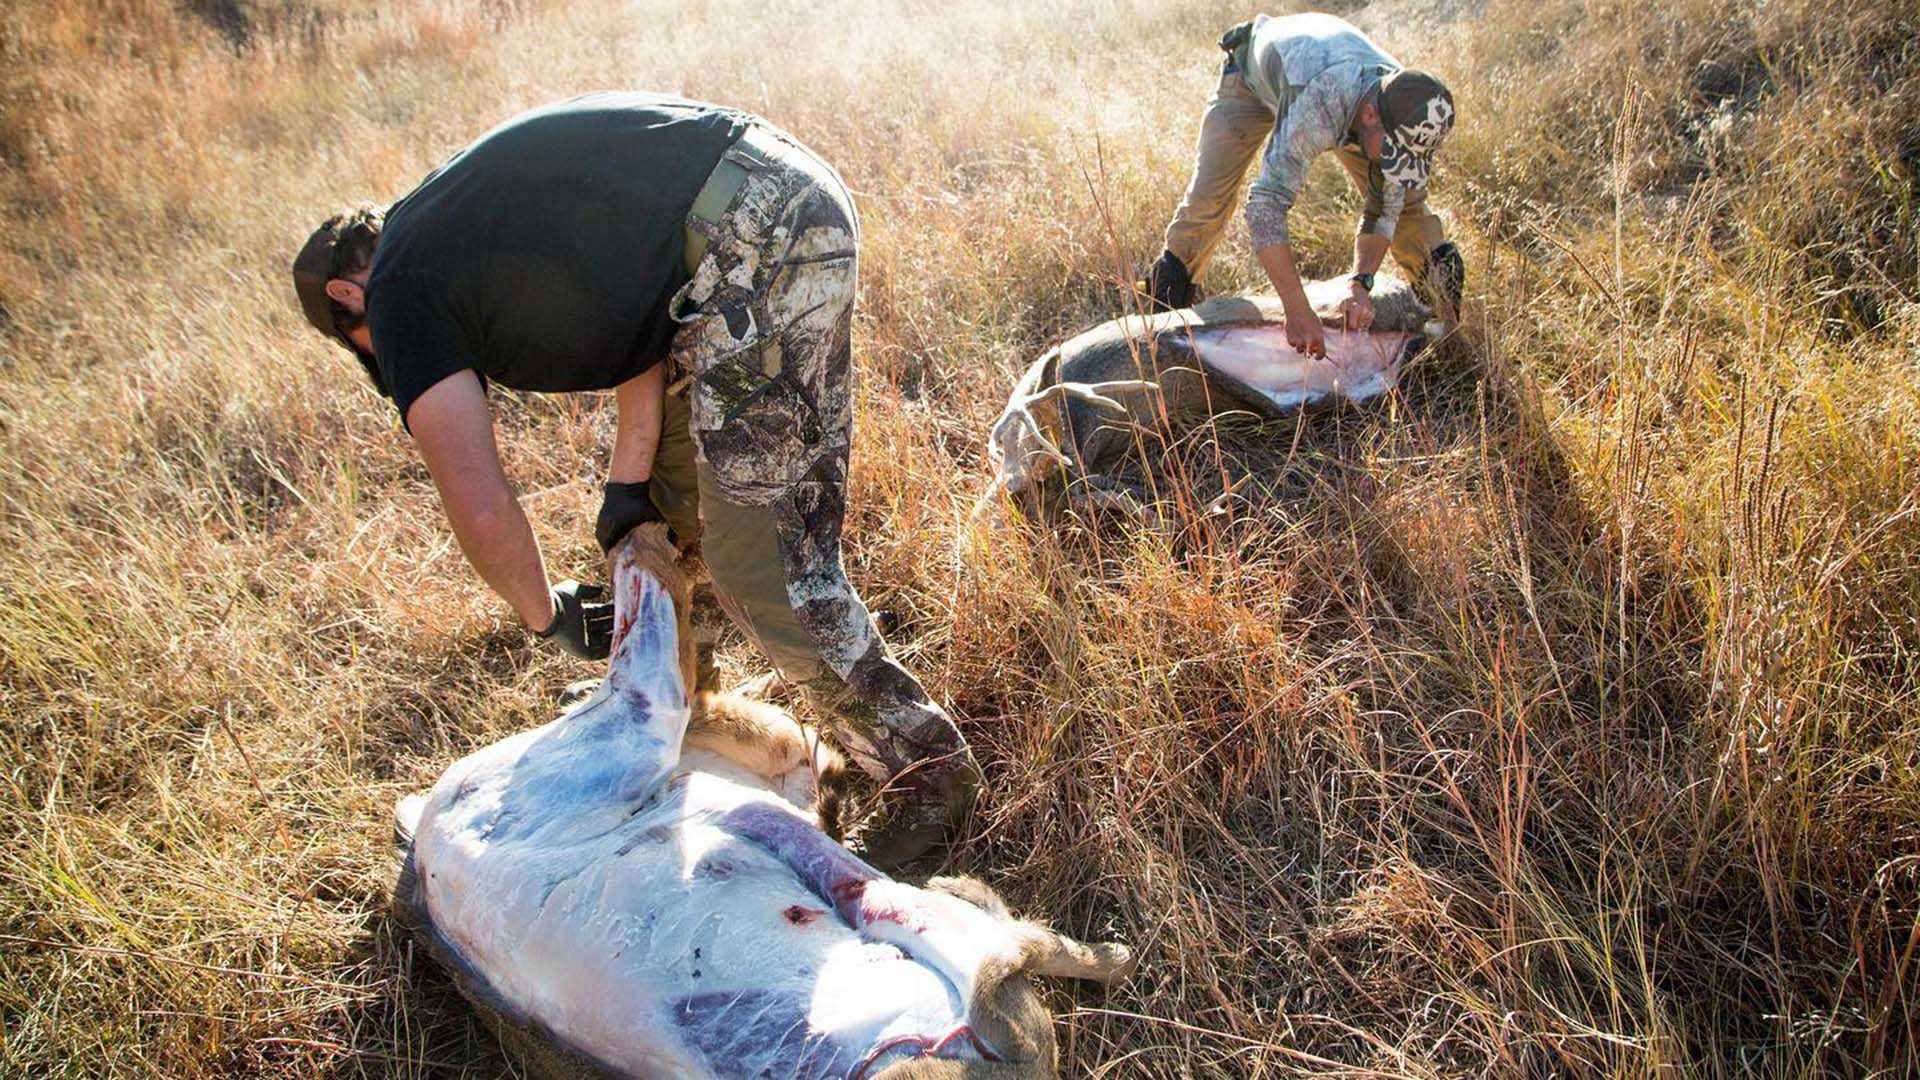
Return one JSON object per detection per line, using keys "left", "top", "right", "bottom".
{"left": 1, "top": 0, "right": 1916, "bottom": 1076}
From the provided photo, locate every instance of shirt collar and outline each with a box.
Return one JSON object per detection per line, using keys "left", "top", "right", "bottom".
{"left": 1344, "top": 70, "right": 1388, "bottom": 142}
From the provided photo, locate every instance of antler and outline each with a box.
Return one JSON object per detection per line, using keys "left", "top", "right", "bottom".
{"left": 1022, "top": 378, "right": 1159, "bottom": 417}
{"left": 1010, "top": 378, "right": 1164, "bottom": 465}
{"left": 1002, "top": 397, "right": 1073, "bottom": 469}
{"left": 989, "top": 378, "right": 1167, "bottom": 505}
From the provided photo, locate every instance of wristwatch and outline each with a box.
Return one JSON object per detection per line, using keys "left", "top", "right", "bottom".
{"left": 1349, "top": 271, "right": 1375, "bottom": 293}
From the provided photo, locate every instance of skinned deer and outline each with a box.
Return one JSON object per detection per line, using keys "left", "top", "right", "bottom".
{"left": 394, "top": 525, "right": 1132, "bottom": 1078}
{"left": 985, "top": 276, "right": 1438, "bottom": 519}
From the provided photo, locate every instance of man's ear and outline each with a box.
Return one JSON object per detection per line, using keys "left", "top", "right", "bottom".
{"left": 1357, "top": 101, "right": 1381, "bottom": 130}
{"left": 324, "top": 278, "right": 365, "bottom": 314}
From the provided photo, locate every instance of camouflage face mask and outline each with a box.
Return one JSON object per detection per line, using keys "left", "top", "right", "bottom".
{"left": 1378, "top": 133, "right": 1433, "bottom": 190}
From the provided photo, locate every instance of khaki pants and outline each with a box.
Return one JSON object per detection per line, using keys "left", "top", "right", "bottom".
{"left": 1163, "top": 62, "right": 1447, "bottom": 279}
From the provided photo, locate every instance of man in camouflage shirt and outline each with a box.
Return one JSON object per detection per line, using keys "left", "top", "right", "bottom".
{"left": 1145, "top": 12, "right": 1465, "bottom": 351}
{"left": 291, "top": 93, "right": 977, "bottom": 869}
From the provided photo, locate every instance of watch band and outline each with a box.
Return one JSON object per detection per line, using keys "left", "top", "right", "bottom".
{"left": 1350, "top": 271, "right": 1375, "bottom": 292}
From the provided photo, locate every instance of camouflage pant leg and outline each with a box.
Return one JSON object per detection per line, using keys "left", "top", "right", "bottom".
{"left": 667, "top": 127, "right": 966, "bottom": 782}
{"left": 769, "top": 454, "right": 966, "bottom": 784}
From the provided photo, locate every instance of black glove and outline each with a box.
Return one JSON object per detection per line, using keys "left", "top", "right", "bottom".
{"left": 595, "top": 481, "right": 668, "bottom": 554}
{"left": 1143, "top": 249, "right": 1195, "bottom": 312}
{"left": 1217, "top": 19, "right": 1255, "bottom": 54}
{"left": 534, "top": 580, "right": 615, "bottom": 660}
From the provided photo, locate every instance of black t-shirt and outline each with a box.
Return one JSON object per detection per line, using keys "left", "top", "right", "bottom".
{"left": 365, "top": 92, "right": 749, "bottom": 425}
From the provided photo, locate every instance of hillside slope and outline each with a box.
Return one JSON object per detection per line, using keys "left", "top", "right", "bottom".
{"left": 1, "top": 0, "right": 1916, "bottom": 1076}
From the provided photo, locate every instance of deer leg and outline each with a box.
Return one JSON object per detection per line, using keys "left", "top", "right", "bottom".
{"left": 1019, "top": 927, "right": 1135, "bottom": 984}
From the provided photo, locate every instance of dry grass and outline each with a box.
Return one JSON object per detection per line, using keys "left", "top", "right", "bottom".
{"left": 2, "top": 0, "right": 1917, "bottom": 1076}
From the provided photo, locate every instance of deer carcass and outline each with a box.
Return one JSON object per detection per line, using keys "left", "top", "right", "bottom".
{"left": 394, "top": 526, "right": 1131, "bottom": 1078}
{"left": 985, "top": 276, "right": 1439, "bottom": 518}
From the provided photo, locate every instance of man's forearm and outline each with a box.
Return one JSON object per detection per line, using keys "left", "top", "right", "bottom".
{"left": 609, "top": 364, "right": 665, "bottom": 484}
{"left": 1351, "top": 232, "right": 1390, "bottom": 277}
{"left": 443, "top": 490, "right": 553, "bottom": 629}
{"left": 1255, "top": 242, "right": 1313, "bottom": 312}
{"left": 407, "top": 370, "right": 556, "bottom": 631}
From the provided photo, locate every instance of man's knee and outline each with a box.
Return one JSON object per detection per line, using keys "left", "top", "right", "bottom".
{"left": 696, "top": 483, "right": 832, "bottom": 684}
{"left": 1390, "top": 207, "right": 1449, "bottom": 277}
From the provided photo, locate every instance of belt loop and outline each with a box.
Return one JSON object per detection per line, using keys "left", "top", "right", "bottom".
{"left": 683, "top": 130, "right": 755, "bottom": 275}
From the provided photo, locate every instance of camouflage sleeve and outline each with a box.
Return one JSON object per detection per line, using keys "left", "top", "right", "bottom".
{"left": 1368, "top": 178, "right": 1408, "bottom": 240}
{"left": 1245, "top": 190, "right": 1291, "bottom": 251}
{"left": 1245, "top": 62, "right": 1366, "bottom": 251}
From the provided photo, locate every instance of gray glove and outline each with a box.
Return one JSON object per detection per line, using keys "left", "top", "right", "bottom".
{"left": 534, "top": 580, "right": 615, "bottom": 661}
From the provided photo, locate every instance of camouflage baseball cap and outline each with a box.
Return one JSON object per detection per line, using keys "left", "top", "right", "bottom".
{"left": 1377, "top": 69, "right": 1455, "bottom": 190}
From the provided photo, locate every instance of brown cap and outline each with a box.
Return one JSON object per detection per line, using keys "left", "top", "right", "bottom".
{"left": 1377, "top": 69, "right": 1455, "bottom": 190}
{"left": 292, "top": 222, "right": 344, "bottom": 340}
{"left": 291, "top": 215, "right": 390, "bottom": 398}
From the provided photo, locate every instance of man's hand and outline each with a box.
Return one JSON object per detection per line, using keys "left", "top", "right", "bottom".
{"left": 1339, "top": 284, "right": 1375, "bottom": 331}
{"left": 1142, "top": 249, "right": 1196, "bottom": 312}
{"left": 1284, "top": 307, "right": 1328, "bottom": 357}
{"left": 533, "top": 580, "right": 615, "bottom": 661}
{"left": 595, "top": 481, "right": 668, "bottom": 554}
{"left": 1256, "top": 242, "right": 1327, "bottom": 358}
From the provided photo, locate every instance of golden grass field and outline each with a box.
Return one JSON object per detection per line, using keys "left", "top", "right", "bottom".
{"left": 2, "top": 0, "right": 1917, "bottom": 1075}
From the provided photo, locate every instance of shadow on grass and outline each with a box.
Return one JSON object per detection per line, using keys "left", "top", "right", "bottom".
{"left": 306, "top": 898, "right": 518, "bottom": 1079}
{"left": 952, "top": 320, "right": 1791, "bottom": 1074}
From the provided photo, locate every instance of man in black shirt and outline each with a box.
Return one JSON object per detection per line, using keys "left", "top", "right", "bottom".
{"left": 292, "top": 93, "right": 975, "bottom": 868}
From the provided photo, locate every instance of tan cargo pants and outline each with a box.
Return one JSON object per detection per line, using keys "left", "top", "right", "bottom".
{"left": 1163, "top": 60, "right": 1447, "bottom": 278}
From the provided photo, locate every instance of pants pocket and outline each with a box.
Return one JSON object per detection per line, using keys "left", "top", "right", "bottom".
{"left": 686, "top": 332, "right": 823, "bottom": 505}
{"left": 670, "top": 159, "right": 853, "bottom": 506}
